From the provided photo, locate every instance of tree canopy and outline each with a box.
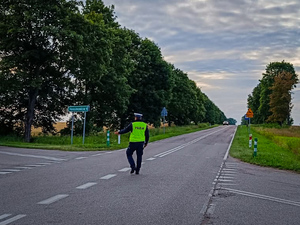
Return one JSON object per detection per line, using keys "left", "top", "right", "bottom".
{"left": 247, "top": 61, "right": 298, "bottom": 126}
{"left": 0, "top": 0, "right": 228, "bottom": 141}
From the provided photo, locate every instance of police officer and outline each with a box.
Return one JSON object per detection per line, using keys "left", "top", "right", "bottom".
{"left": 115, "top": 113, "right": 149, "bottom": 174}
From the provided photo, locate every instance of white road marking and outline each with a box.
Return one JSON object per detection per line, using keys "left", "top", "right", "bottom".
{"left": 0, "top": 172, "right": 12, "bottom": 175}
{"left": 25, "top": 164, "right": 45, "bottom": 167}
{"left": 0, "top": 151, "right": 65, "bottom": 161}
{"left": 100, "top": 174, "right": 116, "bottom": 180}
{"left": 155, "top": 127, "right": 228, "bottom": 157}
{"left": 222, "top": 168, "right": 236, "bottom": 171}
{"left": 217, "top": 179, "right": 234, "bottom": 182}
{"left": 146, "top": 157, "right": 156, "bottom": 161}
{"left": 223, "top": 188, "right": 300, "bottom": 207}
{"left": 1, "top": 169, "right": 21, "bottom": 172}
{"left": 0, "top": 214, "right": 11, "bottom": 220}
{"left": 76, "top": 182, "right": 97, "bottom": 189}
{"left": 75, "top": 157, "right": 87, "bottom": 160}
{"left": 0, "top": 214, "right": 26, "bottom": 225}
{"left": 118, "top": 168, "right": 131, "bottom": 172}
{"left": 14, "top": 167, "right": 32, "bottom": 169}
{"left": 223, "top": 126, "right": 237, "bottom": 160}
{"left": 92, "top": 153, "right": 103, "bottom": 156}
{"left": 219, "top": 176, "right": 235, "bottom": 179}
{"left": 38, "top": 194, "right": 69, "bottom": 205}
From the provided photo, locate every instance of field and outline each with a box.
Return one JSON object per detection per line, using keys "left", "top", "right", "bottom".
{"left": 230, "top": 125, "right": 300, "bottom": 173}
{"left": 31, "top": 122, "right": 67, "bottom": 136}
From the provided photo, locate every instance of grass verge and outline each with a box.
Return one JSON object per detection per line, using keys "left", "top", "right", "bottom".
{"left": 230, "top": 125, "right": 300, "bottom": 173}
{"left": 0, "top": 123, "right": 217, "bottom": 151}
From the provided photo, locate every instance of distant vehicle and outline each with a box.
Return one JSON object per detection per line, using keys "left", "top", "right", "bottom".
{"left": 223, "top": 121, "right": 229, "bottom": 125}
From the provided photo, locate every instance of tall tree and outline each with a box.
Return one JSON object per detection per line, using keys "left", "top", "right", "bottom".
{"left": 267, "top": 71, "right": 298, "bottom": 125}
{"left": 74, "top": 1, "right": 134, "bottom": 131}
{"left": 0, "top": 0, "right": 85, "bottom": 141}
{"left": 259, "top": 61, "right": 297, "bottom": 122}
{"left": 247, "top": 83, "right": 263, "bottom": 124}
{"left": 122, "top": 38, "right": 172, "bottom": 127}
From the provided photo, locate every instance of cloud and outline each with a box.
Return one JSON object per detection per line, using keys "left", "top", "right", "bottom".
{"left": 103, "top": 0, "right": 300, "bottom": 124}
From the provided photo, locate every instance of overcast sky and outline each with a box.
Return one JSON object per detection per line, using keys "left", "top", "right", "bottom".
{"left": 102, "top": 0, "right": 300, "bottom": 125}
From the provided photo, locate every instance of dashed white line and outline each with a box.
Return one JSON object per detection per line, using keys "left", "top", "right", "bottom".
{"left": 37, "top": 194, "right": 69, "bottom": 205}
{"left": 92, "top": 153, "right": 103, "bottom": 156}
{"left": 76, "top": 182, "right": 97, "bottom": 190}
{"left": 118, "top": 168, "right": 131, "bottom": 172}
{"left": 0, "top": 214, "right": 26, "bottom": 225}
{"left": 100, "top": 174, "right": 117, "bottom": 180}
{"left": 75, "top": 157, "right": 87, "bottom": 160}
{"left": 146, "top": 157, "right": 156, "bottom": 161}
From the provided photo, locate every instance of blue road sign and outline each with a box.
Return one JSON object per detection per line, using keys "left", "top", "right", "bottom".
{"left": 244, "top": 115, "right": 249, "bottom": 120}
{"left": 161, "top": 107, "right": 168, "bottom": 117}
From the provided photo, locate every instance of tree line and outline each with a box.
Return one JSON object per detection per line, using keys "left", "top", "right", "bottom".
{"left": 0, "top": 0, "right": 226, "bottom": 142}
{"left": 245, "top": 61, "right": 298, "bottom": 126}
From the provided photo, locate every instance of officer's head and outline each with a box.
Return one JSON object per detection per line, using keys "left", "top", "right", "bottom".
{"left": 134, "top": 113, "right": 143, "bottom": 121}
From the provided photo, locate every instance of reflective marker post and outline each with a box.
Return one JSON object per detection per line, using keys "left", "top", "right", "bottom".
{"left": 118, "top": 134, "right": 120, "bottom": 144}
{"left": 249, "top": 133, "right": 252, "bottom": 148}
{"left": 107, "top": 130, "right": 110, "bottom": 147}
{"left": 253, "top": 138, "right": 258, "bottom": 157}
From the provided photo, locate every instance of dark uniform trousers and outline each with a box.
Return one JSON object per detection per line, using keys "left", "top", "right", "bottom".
{"left": 126, "top": 142, "right": 144, "bottom": 172}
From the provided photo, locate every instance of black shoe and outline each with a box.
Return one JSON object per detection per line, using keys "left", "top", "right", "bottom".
{"left": 135, "top": 170, "right": 139, "bottom": 175}
{"left": 130, "top": 168, "right": 135, "bottom": 174}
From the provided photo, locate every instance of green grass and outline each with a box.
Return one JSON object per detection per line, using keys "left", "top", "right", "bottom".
{"left": 230, "top": 125, "right": 300, "bottom": 173}
{"left": 0, "top": 123, "right": 217, "bottom": 151}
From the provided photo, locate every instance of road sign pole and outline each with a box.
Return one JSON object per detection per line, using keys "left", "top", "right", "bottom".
{"left": 83, "top": 112, "right": 86, "bottom": 145}
{"left": 163, "top": 116, "right": 165, "bottom": 134}
{"left": 71, "top": 113, "right": 74, "bottom": 145}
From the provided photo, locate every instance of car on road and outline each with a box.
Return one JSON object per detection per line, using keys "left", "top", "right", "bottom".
{"left": 223, "top": 121, "right": 229, "bottom": 125}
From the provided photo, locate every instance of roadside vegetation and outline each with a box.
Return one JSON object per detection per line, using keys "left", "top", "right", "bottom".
{"left": 230, "top": 125, "right": 300, "bottom": 173}
{"left": 0, "top": 123, "right": 217, "bottom": 151}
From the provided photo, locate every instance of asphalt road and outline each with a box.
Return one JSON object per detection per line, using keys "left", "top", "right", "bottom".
{"left": 1, "top": 125, "right": 299, "bottom": 225}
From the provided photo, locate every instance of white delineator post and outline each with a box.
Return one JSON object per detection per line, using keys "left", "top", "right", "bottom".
{"left": 118, "top": 134, "right": 121, "bottom": 144}
{"left": 249, "top": 133, "right": 252, "bottom": 148}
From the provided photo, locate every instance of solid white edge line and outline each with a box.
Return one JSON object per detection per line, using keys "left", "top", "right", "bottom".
{"left": 0, "top": 151, "right": 65, "bottom": 161}
{"left": 223, "top": 188, "right": 300, "bottom": 207}
{"left": 0, "top": 214, "right": 11, "bottom": 220}
{"left": 0, "top": 214, "right": 26, "bottom": 225}
{"left": 37, "top": 194, "right": 69, "bottom": 205}
{"left": 157, "top": 127, "right": 228, "bottom": 158}
{"left": 223, "top": 126, "right": 237, "bottom": 160}
{"left": 76, "top": 182, "right": 97, "bottom": 189}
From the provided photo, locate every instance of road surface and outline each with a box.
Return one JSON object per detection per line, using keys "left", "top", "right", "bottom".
{"left": 1, "top": 125, "right": 300, "bottom": 224}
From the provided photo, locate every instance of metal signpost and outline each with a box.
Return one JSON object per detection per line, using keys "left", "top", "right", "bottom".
{"left": 161, "top": 107, "right": 168, "bottom": 134}
{"left": 68, "top": 105, "right": 90, "bottom": 145}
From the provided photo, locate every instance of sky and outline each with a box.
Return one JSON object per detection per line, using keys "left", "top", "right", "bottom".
{"left": 102, "top": 0, "right": 300, "bottom": 125}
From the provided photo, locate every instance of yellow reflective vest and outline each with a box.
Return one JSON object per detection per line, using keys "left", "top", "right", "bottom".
{"left": 130, "top": 121, "right": 147, "bottom": 142}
